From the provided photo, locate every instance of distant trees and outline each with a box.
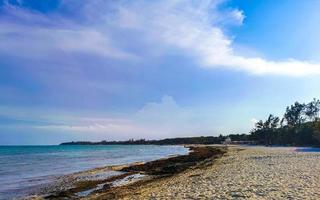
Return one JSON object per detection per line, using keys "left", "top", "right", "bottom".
{"left": 250, "top": 114, "right": 279, "bottom": 145}
{"left": 60, "top": 136, "right": 226, "bottom": 146}
{"left": 250, "top": 98, "right": 320, "bottom": 146}
{"left": 281, "top": 99, "right": 320, "bottom": 126}
{"left": 313, "top": 121, "right": 320, "bottom": 142}
{"left": 254, "top": 114, "right": 279, "bottom": 132}
{"left": 283, "top": 102, "right": 306, "bottom": 126}
{"left": 305, "top": 98, "right": 320, "bottom": 121}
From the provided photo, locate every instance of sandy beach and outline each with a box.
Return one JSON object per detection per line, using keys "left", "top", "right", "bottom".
{"left": 84, "top": 146, "right": 320, "bottom": 200}
{"left": 28, "top": 146, "right": 320, "bottom": 200}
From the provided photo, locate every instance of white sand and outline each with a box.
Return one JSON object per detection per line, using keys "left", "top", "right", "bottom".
{"left": 121, "top": 146, "right": 320, "bottom": 199}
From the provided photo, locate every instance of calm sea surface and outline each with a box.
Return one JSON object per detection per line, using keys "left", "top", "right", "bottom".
{"left": 0, "top": 145, "right": 188, "bottom": 199}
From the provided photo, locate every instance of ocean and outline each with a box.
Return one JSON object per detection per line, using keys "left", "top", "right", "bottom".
{"left": 0, "top": 145, "right": 188, "bottom": 199}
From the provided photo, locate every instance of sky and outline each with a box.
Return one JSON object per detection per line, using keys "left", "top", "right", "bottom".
{"left": 1, "top": 0, "right": 320, "bottom": 145}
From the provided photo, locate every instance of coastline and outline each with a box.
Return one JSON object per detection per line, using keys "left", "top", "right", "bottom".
{"left": 0, "top": 145, "right": 189, "bottom": 200}
{"left": 27, "top": 145, "right": 320, "bottom": 199}
{"left": 27, "top": 145, "right": 227, "bottom": 200}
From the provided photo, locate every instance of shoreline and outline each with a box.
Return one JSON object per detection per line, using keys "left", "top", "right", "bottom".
{"left": 28, "top": 145, "right": 227, "bottom": 200}
{"left": 0, "top": 144, "right": 188, "bottom": 200}
{"left": 24, "top": 145, "right": 320, "bottom": 199}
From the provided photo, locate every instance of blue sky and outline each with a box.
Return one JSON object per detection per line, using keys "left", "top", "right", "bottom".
{"left": 1, "top": 0, "right": 320, "bottom": 144}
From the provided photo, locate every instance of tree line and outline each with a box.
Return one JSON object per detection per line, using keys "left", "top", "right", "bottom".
{"left": 60, "top": 136, "right": 225, "bottom": 146}
{"left": 249, "top": 98, "right": 320, "bottom": 146}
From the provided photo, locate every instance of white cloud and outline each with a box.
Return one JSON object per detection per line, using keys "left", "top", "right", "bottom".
{"left": 34, "top": 122, "right": 146, "bottom": 135}
{"left": 101, "top": 0, "right": 320, "bottom": 76}
{"left": 0, "top": 5, "right": 135, "bottom": 60}
{"left": 139, "top": 96, "right": 220, "bottom": 135}
{"left": 1, "top": 0, "right": 320, "bottom": 76}
{"left": 54, "top": 29, "right": 135, "bottom": 59}
{"left": 137, "top": 95, "right": 179, "bottom": 120}
{"left": 31, "top": 95, "right": 219, "bottom": 139}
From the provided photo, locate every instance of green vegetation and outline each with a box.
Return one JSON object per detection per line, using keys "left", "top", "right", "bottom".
{"left": 249, "top": 98, "right": 320, "bottom": 146}
{"left": 60, "top": 136, "right": 225, "bottom": 146}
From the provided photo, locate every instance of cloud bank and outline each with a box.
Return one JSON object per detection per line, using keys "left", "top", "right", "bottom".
{"left": 1, "top": 0, "right": 320, "bottom": 76}
{"left": 29, "top": 95, "right": 218, "bottom": 140}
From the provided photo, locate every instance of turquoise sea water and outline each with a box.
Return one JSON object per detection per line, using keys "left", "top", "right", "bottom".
{"left": 0, "top": 145, "right": 188, "bottom": 199}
